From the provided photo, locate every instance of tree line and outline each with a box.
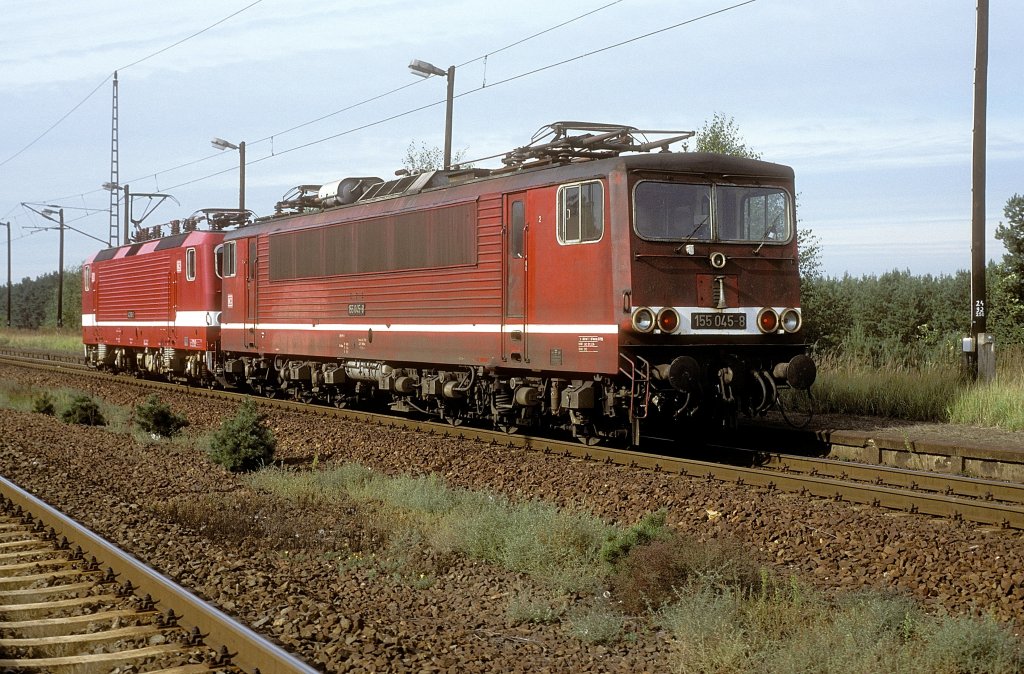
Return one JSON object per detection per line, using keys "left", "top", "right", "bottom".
{"left": 4, "top": 267, "right": 83, "bottom": 330}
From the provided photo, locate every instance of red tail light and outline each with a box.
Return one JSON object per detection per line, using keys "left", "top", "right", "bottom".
{"left": 657, "top": 308, "right": 680, "bottom": 333}
{"left": 757, "top": 308, "right": 779, "bottom": 333}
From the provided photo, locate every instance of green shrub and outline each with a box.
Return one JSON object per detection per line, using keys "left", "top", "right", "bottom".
{"left": 206, "top": 400, "right": 275, "bottom": 472}
{"left": 599, "top": 509, "right": 669, "bottom": 567}
{"left": 134, "top": 395, "right": 189, "bottom": 438}
{"left": 32, "top": 392, "right": 55, "bottom": 416}
{"left": 609, "top": 533, "right": 763, "bottom": 613}
{"left": 61, "top": 395, "right": 106, "bottom": 426}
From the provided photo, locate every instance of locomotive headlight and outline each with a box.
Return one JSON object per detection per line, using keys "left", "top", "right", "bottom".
{"left": 657, "top": 308, "right": 680, "bottom": 333}
{"left": 757, "top": 308, "right": 779, "bottom": 333}
{"left": 781, "top": 308, "right": 802, "bottom": 333}
{"left": 631, "top": 307, "right": 656, "bottom": 333}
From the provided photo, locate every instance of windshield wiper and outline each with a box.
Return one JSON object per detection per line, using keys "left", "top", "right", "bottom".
{"left": 674, "top": 218, "right": 710, "bottom": 252}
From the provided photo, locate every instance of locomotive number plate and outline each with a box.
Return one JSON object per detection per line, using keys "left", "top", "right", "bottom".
{"left": 691, "top": 312, "right": 746, "bottom": 330}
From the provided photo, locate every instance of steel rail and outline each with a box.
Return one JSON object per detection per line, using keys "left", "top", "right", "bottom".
{"left": 3, "top": 352, "right": 1023, "bottom": 529}
{"left": 755, "top": 451, "right": 1024, "bottom": 504}
{"left": 0, "top": 475, "right": 320, "bottom": 674}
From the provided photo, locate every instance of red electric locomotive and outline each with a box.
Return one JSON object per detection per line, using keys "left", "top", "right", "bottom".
{"left": 81, "top": 212, "right": 247, "bottom": 382}
{"left": 209, "top": 123, "right": 814, "bottom": 443}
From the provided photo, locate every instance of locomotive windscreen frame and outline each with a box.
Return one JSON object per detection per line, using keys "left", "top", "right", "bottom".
{"left": 268, "top": 202, "right": 477, "bottom": 280}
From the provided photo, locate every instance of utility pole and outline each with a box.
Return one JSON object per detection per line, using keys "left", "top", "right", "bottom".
{"left": 57, "top": 209, "right": 65, "bottom": 329}
{"left": 123, "top": 184, "right": 130, "bottom": 243}
{"left": 1, "top": 221, "right": 10, "bottom": 327}
{"left": 29, "top": 206, "right": 65, "bottom": 329}
{"left": 969, "top": 0, "right": 993, "bottom": 380}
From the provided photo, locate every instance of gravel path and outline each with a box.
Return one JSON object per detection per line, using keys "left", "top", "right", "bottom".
{"left": 1, "top": 363, "right": 1022, "bottom": 671}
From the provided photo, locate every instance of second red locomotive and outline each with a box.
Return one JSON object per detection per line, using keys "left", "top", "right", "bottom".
{"left": 83, "top": 123, "right": 815, "bottom": 444}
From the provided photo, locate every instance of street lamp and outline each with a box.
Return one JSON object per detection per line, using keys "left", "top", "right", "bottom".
{"left": 409, "top": 59, "right": 455, "bottom": 170}
{"left": 0, "top": 220, "right": 10, "bottom": 327}
{"left": 39, "top": 208, "right": 65, "bottom": 329}
{"left": 211, "top": 137, "right": 246, "bottom": 210}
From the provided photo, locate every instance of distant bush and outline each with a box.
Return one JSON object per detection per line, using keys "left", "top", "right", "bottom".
{"left": 134, "top": 395, "right": 189, "bottom": 438}
{"left": 207, "top": 400, "right": 275, "bottom": 472}
{"left": 61, "top": 395, "right": 106, "bottom": 426}
{"left": 32, "top": 392, "right": 55, "bottom": 416}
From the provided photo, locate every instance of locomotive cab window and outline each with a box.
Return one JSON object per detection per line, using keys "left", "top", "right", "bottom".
{"left": 716, "top": 186, "right": 791, "bottom": 243}
{"left": 185, "top": 247, "right": 197, "bottom": 281}
{"left": 633, "top": 181, "right": 791, "bottom": 244}
{"left": 83, "top": 265, "right": 91, "bottom": 292}
{"left": 634, "top": 182, "right": 712, "bottom": 241}
{"left": 215, "top": 241, "right": 237, "bottom": 279}
{"left": 557, "top": 181, "right": 603, "bottom": 244}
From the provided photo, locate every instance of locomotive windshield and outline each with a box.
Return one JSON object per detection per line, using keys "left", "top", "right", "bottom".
{"left": 633, "top": 181, "right": 791, "bottom": 243}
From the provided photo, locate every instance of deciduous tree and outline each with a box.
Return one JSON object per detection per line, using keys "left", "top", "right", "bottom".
{"left": 690, "top": 112, "right": 762, "bottom": 160}
{"left": 991, "top": 194, "right": 1024, "bottom": 344}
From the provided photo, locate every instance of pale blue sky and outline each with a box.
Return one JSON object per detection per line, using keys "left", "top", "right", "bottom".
{"left": 2, "top": 0, "right": 1021, "bottom": 280}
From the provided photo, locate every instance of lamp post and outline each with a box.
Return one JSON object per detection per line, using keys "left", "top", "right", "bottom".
{"left": 0, "top": 221, "right": 10, "bottom": 327}
{"left": 40, "top": 208, "right": 65, "bottom": 329}
{"left": 408, "top": 59, "right": 455, "bottom": 170}
{"left": 211, "top": 138, "right": 246, "bottom": 210}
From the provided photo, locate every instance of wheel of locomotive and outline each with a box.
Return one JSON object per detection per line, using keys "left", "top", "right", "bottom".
{"left": 252, "top": 381, "right": 277, "bottom": 399}
{"left": 572, "top": 422, "right": 603, "bottom": 446}
{"left": 442, "top": 411, "right": 464, "bottom": 427}
{"left": 496, "top": 423, "right": 520, "bottom": 435}
{"left": 575, "top": 433, "right": 602, "bottom": 446}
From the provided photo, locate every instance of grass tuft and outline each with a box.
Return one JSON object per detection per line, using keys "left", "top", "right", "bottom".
{"left": 250, "top": 465, "right": 611, "bottom": 593}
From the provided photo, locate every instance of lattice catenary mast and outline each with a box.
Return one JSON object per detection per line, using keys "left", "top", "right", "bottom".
{"left": 108, "top": 71, "right": 120, "bottom": 247}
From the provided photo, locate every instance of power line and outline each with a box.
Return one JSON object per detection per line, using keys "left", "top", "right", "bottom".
{"left": 0, "top": 1, "right": 264, "bottom": 171}
{"left": 165, "top": 0, "right": 758, "bottom": 191}
{"left": 117, "top": 0, "right": 263, "bottom": 71}
{"left": 459, "top": 0, "right": 624, "bottom": 67}
{"left": 126, "top": 1, "right": 630, "bottom": 187}
{"left": 22, "top": 0, "right": 758, "bottom": 213}
{"left": 0, "top": 75, "right": 112, "bottom": 169}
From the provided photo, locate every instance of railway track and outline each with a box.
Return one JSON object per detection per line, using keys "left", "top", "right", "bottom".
{"left": 0, "top": 474, "right": 319, "bottom": 673}
{"left": 2, "top": 349, "right": 1023, "bottom": 530}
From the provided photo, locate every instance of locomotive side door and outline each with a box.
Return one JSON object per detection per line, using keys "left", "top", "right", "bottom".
{"left": 502, "top": 192, "right": 529, "bottom": 363}
{"left": 167, "top": 255, "right": 179, "bottom": 345}
{"left": 244, "top": 239, "right": 258, "bottom": 350}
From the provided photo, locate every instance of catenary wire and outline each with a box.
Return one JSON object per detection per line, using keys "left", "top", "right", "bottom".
{"left": 0, "top": 1, "right": 264, "bottom": 171}
{"left": 164, "top": 0, "right": 757, "bottom": 191}
{"left": 21, "top": 0, "right": 756, "bottom": 220}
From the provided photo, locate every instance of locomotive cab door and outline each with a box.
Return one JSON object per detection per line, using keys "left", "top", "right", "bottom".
{"left": 502, "top": 192, "right": 529, "bottom": 363}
